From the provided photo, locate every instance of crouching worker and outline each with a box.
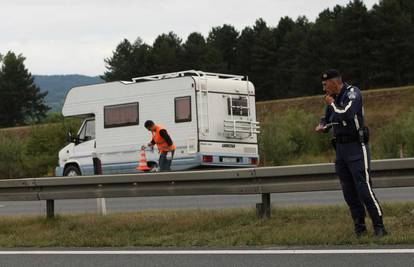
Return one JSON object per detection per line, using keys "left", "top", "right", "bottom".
{"left": 144, "top": 120, "right": 176, "bottom": 172}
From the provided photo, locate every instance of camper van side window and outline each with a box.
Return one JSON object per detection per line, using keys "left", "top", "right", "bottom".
{"left": 227, "top": 96, "right": 249, "bottom": 116}
{"left": 175, "top": 96, "right": 191, "bottom": 123}
{"left": 79, "top": 119, "right": 95, "bottom": 141}
{"left": 104, "top": 102, "right": 139, "bottom": 128}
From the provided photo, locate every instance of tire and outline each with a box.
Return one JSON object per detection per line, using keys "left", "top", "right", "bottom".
{"left": 63, "top": 165, "right": 81, "bottom": 176}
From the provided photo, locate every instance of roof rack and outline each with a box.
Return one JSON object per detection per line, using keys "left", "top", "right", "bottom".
{"left": 131, "top": 70, "right": 244, "bottom": 83}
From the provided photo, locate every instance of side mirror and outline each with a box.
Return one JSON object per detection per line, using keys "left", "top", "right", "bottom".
{"left": 67, "top": 131, "right": 80, "bottom": 144}
{"left": 67, "top": 131, "right": 73, "bottom": 143}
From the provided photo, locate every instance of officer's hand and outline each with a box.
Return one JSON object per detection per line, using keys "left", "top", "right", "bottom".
{"left": 325, "top": 95, "right": 334, "bottom": 105}
{"left": 314, "top": 124, "right": 326, "bottom": 133}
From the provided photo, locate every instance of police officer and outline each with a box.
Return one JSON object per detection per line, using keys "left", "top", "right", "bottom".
{"left": 144, "top": 120, "right": 176, "bottom": 172}
{"left": 315, "top": 69, "right": 387, "bottom": 237}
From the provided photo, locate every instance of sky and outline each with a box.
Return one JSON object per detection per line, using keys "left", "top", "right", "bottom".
{"left": 0, "top": 0, "right": 379, "bottom": 76}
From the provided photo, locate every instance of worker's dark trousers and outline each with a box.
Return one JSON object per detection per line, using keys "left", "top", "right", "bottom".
{"left": 335, "top": 142, "right": 384, "bottom": 228}
{"left": 159, "top": 150, "right": 174, "bottom": 172}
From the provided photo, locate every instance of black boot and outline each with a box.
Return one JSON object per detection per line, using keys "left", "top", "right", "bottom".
{"left": 372, "top": 216, "right": 388, "bottom": 237}
{"left": 354, "top": 218, "right": 367, "bottom": 237}
{"left": 374, "top": 226, "right": 388, "bottom": 237}
{"left": 355, "top": 224, "right": 367, "bottom": 237}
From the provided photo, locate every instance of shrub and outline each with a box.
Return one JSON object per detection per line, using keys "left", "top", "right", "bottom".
{"left": 41, "top": 112, "right": 65, "bottom": 123}
{"left": 374, "top": 109, "right": 414, "bottom": 158}
{"left": 24, "top": 119, "right": 80, "bottom": 177}
{"left": 259, "top": 109, "right": 332, "bottom": 165}
{"left": 0, "top": 133, "right": 26, "bottom": 179}
{"left": 0, "top": 119, "right": 81, "bottom": 179}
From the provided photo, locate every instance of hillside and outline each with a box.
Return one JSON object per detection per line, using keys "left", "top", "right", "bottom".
{"left": 34, "top": 75, "right": 104, "bottom": 111}
{"left": 256, "top": 85, "right": 414, "bottom": 135}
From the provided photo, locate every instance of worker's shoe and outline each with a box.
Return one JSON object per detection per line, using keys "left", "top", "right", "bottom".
{"left": 374, "top": 226, "right": 388, "bottom": 237}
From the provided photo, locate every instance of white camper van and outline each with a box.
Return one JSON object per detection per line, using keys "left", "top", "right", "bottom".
{"left": 55, "top": 70, "right": 260, "bottom": 176}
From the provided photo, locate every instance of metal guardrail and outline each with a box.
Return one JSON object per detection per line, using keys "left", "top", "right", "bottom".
{"left": 1, "top": 158, "right": 414, "bottom": 218}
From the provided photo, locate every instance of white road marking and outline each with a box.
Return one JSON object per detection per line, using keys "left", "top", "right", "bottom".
{"left": 0, "top": 249, "right": 413, "bottom": 255}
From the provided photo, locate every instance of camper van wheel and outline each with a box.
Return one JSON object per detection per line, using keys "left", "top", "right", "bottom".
{"left": 64, "top": 165, "right": 81, "bottom": 176}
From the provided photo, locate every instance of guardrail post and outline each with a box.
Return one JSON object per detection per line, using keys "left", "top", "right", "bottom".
{"left": 97, "top": 197, "right": 107, "bottom": 215}
{"left": 256, "top": 193, "right": 271, "bottom": 219}
{"left": 93, "top": 152, "right": 107, "bottom": 215}
{"left": 46, "top": 199, "right": 55, "bottom": 219}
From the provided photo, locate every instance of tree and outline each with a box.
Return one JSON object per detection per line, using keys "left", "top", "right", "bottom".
{"left": 0, "top": 51, "right": 49, "bottom": 127}
{"left": 103, "top": 38, "right": 154, "bottom": 82}
{"left": 304, "top": 8, "right": 337, "bottom": 94}
{"left": 151, "top": 32, "right": 183, "bottom": 74}
{"left": 276, "top": 17, "right": 312, "bottom": 97}
{"left": 207, "top": 24, "right": 239, "bottom": 72}
{"left": 249, "top": 19, "right": 278, "bottom": 100}
{"left": 333, "top": 0, "right": 372, "bottom": 88}
{"left": 181, "top": 32, "right": 208, "bottom": 70}
{"left": 370, "top": 0, "right": 414, "bottom": 87}
{"left": 235, "top": 26, "right": 255, "bottom": 76}
{"left": 102, "top": 39, "right": 134, "bottom": 81}
{"left": 130, "top": 38, "right": 154, "bottom": 78}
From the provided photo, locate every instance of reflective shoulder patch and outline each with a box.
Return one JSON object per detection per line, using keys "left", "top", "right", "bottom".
{"left": 347, "top": 90, "right": 357, "bottom": 100}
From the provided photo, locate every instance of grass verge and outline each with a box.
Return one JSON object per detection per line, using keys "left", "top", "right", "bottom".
{"left": 0, "top": 202, "right": 413, "bottom": 247}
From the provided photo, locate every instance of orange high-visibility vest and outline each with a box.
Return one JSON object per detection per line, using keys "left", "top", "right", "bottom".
{"left": 152, "top": 124, "right": 176, "bottom": 153}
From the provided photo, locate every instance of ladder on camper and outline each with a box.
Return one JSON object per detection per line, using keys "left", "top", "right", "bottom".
{"left": 223, "top": 77, "right": 260, "bottom": 139}
{"left": 198, "top": 78, "right": 209, "bottom": 136}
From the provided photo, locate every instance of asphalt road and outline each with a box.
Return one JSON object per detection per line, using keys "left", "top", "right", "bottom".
{"left": 0, "top": 249, "right": 413, "bottom": 267}
{"left": 0, "top": 187, "right": 413, "bottom": 215}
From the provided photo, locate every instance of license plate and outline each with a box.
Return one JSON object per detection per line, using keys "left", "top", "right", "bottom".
{"left": 222, "top": 157, "right": 238, "bottom": 163}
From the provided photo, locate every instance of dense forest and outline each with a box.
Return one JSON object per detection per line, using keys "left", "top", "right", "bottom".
{"left": 103, "top": 0, "right": 414, "bottom": 101}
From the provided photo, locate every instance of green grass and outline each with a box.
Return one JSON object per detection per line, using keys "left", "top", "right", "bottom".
{"left": 0, "top": 202, "right": 413, "bottom": 247}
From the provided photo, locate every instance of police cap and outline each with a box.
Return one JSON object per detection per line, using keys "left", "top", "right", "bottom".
{"left": 321, "top": 69, "right": 341, "bottom": 81}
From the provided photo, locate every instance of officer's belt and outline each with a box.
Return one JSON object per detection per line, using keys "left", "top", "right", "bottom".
{"left": 334, "top": 135, "right": 359, "bottom": 144}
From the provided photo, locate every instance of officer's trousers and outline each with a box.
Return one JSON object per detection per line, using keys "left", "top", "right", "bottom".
{"left": 335, "top": 142, "right": 384, "bottom": 227}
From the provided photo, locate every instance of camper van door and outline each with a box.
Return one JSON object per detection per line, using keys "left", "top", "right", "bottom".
{"left": 73, "top": 119, "right": 96, "bottom": 174}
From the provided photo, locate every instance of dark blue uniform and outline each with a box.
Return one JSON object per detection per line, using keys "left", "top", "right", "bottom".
{"left": 322, "top": 83, "right": 385, "bottom": 233}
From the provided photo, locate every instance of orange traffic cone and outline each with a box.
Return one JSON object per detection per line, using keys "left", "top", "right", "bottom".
{"left": 136, "top": 148, "right": 151, "bottom": 171}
